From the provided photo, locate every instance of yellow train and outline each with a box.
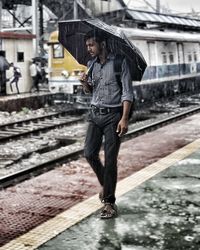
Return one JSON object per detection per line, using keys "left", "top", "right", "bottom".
{"left": 48, "top": 31, "right": 88, "bottom": 104}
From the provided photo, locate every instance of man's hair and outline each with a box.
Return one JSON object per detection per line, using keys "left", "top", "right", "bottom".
{"left": 84, "top": 30, "right": 108, "bottom": 44}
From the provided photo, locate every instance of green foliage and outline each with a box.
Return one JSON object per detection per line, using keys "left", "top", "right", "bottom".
{"left": 21, "top": 107, "right": 30, "bottom": 114}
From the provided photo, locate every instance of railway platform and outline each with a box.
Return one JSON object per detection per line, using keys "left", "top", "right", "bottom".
{"left": 1, "top": 112, "right": 200, "bottom": 250}
{"left": 0, "top": 90, "right": 58, "bottom": 112}
{"left": 37, "top": 140, "right": 200, "bottom": 250}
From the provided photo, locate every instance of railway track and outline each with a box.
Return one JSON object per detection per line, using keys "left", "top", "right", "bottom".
{"left": 0, "top": 110, "right": 84, "bottom": 143}
{"left": 1, "top": 104, "right": 200, "bottom": 189}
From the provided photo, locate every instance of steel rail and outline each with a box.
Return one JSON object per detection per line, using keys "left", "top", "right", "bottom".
{"left": 0, "top": 110, "right": 75, "bottom": 129}
{"left": 0, "top": 111, "right": 84, "bottom": 143}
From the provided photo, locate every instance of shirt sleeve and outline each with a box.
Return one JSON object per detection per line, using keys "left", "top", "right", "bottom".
{"left": 121, "top": 58, "right": 133, "bottom": 103}
{"left": 86, "top": 60, "right": 92, "bottom": 83}
{"left": 81, "top": 61, "right": 92, "bottom": 94}
{"left": 87, "top": 58, "right": 97, "bottom": 85}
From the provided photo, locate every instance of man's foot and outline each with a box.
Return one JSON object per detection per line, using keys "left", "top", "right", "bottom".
{"left": 100, "top": 203, "right": 118, "bottom": 219}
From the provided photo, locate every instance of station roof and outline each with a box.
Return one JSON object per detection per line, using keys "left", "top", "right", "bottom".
{"left": 121, "top": 27, "right": 200, "bottom": 43}
{"left": 0, "top": 31, "right": 35, "bottom": 39}
{"left": 126, "top": 9, "right": 200, "bottom": 28}
{"left": 99, "top": 8, "right": 200, "bottom": 31}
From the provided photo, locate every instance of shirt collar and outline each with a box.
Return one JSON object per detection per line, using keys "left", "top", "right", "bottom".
{"left": 96, "top": 53, "right": 115, "bottom": 63}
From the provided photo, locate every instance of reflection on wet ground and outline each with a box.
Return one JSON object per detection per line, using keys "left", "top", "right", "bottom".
{"left": 38, "top": 150, "right": 200, "bottom": 250}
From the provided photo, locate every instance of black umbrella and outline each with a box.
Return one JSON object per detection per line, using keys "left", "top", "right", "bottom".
{"left": 58, "top": 19, "right": 147, "bottom": 81}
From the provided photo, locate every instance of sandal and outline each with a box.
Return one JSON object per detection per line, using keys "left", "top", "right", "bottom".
{"left": 100, "top": 203, "right": 118, "bottom": 219}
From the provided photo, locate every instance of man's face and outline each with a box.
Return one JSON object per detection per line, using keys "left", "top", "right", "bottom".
{"left": 86, "top": 38, "right": 101, "bottom": 58}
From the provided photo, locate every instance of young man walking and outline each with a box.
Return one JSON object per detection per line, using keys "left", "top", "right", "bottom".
{"left": 81, "top": 30, "right": 133, "bottom": 219}
{"left": 9, "top": 63, "right": 21, "bottom": 94}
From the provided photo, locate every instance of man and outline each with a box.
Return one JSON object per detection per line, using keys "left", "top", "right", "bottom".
{"left": 29, "top": 59, "right": 40, "bottom": 92}
{"left": 9, "top": 63, "right": 21, "bottom": 94}
{"left": 81, "top": 30, "right": 133, "bottom": 219}
{"left": 0, "top": 51, "right": 10, "bottom": 95}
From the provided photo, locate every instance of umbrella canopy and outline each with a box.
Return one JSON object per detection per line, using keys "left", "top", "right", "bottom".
{"left": 58, "top": 19, "right": 147, "bottom": 81}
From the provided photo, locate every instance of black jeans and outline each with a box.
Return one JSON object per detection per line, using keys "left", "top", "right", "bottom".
{"left": 0, "top": 71, "right": 6, "bottom": 95}
{"left": 84, "top": 110, "right": 121, "bottom": 204}
{"left": 31, "top": 76, "right": 39, "bottom": 92}
{"left": 10, "top": 77, "right": 20, "bottom": 94}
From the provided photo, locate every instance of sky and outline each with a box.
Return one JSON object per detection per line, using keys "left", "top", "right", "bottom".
{"left": 124, "top": 0, "right": 200, "bottom": 14}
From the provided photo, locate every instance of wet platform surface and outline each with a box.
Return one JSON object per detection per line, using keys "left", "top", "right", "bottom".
{"left": 36, "top": 141, "right": 200, "bottom": 250}
{"left": 1, "top": 113, "right": 200, "bottom": 249}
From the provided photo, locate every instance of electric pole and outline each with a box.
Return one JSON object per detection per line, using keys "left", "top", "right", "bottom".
{"left": 156, "top": 0, "right": 160, "bottom": 13}
{"left": 32, "top": 0, "right": 39, "bottom": 57}
{"left": 0, "top": 0, "right": 2, "bottom": 31}
{"left": 39, "top": 0, "right": 44, "bottom": 54}
{"left": 74, "top": 0, "right": 78, "bottom": 19}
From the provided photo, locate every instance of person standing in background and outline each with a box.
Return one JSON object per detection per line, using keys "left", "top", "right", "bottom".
{"left": 29, "top": 59, "right": 40, "bottom": 92}
{"left": 0, "top": 51, "right": 10, "bottom": 95}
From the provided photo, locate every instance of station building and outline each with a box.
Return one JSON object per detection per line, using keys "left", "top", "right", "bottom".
{"left": 0, "top": 31, "right": 35, "bottom": 94}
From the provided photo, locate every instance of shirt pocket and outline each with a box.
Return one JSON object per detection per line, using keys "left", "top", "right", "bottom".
{"left": 105, "top": 81, "right": 119, "bottom": 95}
{"left": 92, "top": 71, "right": 101, "bottom": 85}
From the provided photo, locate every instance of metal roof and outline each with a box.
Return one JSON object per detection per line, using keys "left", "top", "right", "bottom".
{"left": 121, "top": 27, "right": 200, "bottom": 42}
{"left": 126, "top": 9, "right": 200, "bottom": 28}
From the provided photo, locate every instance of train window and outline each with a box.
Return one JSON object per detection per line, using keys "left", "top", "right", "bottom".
{"left": 188, "top": 53, "right": 192, "bottom": 62}
{"left": 17, "top": 52, "right": 24, "bottom": 62}
{"left": 162, "top": 52, "right": 167, "bottom": 64}
{"left": 169, "top": 53, "right": 174, "bottom": 64}
{"left": 194, "top": 52, "right": 198, "bottom": 62}
{"left": 0, "top": 50, "right": 6, "bottom": 57}
{"left": 52, "top": 44, "right": 64, "bottom": 58}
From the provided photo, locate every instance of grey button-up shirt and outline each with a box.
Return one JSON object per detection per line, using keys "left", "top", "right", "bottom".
{"left": 88, "top": 54, "right": 133, "bottom": 108}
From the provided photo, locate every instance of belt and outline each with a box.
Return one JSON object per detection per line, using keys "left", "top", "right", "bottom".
{"left": 91, "top": 105, "right": 122, "bottom": 115}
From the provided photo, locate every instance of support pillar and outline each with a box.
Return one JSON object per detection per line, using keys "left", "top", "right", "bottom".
{"left": 32, "top": 0, "right": 39, "bottom": 57}
{"left": 73, "top": 0, "right": 78, "bottom": 19}
{"left": 0, "top": 0, "right": 2, "bottom": 31}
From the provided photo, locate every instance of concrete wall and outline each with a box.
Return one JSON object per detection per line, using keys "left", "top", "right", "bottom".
{"left": 133, "top": 75, "right": 200, "bottom": 108}
{"left": 0, "top": 93, "right": 54, "bottom": 112}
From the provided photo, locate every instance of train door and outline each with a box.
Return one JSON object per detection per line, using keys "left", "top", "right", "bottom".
{"left": 148, "top": 41, "right": 157, "bottom": 66}
{"left": 147, "top": 41, "right": 158, "bottom": 79}
{"left": 177, "top": 43, "right": 184, "bottom": 76}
